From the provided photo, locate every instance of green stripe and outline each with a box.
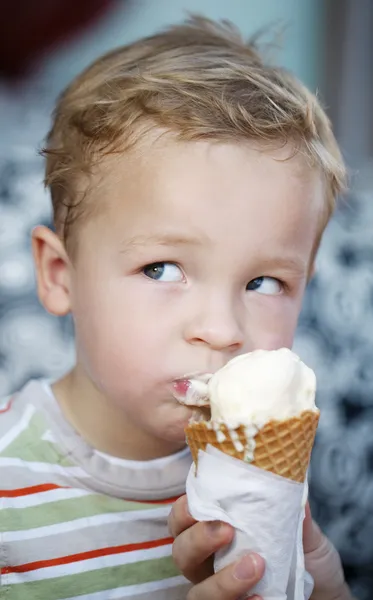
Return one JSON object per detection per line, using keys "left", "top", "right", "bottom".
{"left": 6, "top": 555, "right": 183, "bottom": 600}
{"left": 1, "top": 493, "right": 162, "bottom": 532}
{"left": 0, "top": 412, "right": 74, "bottom": 467}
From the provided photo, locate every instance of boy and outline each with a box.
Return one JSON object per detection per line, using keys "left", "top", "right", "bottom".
{"left": 0, "top": 15, "right": 351, "bottom": 600}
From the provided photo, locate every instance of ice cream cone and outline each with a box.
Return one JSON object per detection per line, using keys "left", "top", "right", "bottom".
{"left": 185, "top": 409, "right": 319, "bottom": 483}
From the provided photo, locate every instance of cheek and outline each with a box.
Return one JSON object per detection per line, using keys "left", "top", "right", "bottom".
{"left": 247, "top": 295, "right": 303, "bottom": 350}
{"left": 76, "top": 305, "right": 150, "bottom": 373}
{"left": 72, "top": 282, "right": 179, "bottom": 394}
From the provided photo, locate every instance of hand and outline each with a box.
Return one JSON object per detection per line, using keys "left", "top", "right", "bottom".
{"left": 168, "top": 495, "right": 265, "bottom": 600}
{"left": 303, "top": 503, "right": 354, "bottom": 600}
{"left": 169, "top": 495, "right": 355, "bottom": 600}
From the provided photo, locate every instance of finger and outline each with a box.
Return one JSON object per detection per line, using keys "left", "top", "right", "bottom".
{"left": 303, "top": 502, "right": 324, "bottom": 554}
{"left": 168, "top": 495, "right": 196, "bottom": 538}
{"left": 187, "top": 553, "right": 265, "bottom": 600}
{"left": 173, "top": 520, "right": 234, "bottom": 583}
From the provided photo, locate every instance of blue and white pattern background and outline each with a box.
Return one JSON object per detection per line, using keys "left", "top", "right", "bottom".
{"left": 0, "top": 141, "right": 76, "bottom": 394}
{"left": 295, "top": 168, "right": 373, "bottom": 600}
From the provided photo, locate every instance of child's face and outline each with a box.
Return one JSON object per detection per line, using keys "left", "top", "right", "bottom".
{"left": 53, "top": 138, "right": 324, "bottom": 449}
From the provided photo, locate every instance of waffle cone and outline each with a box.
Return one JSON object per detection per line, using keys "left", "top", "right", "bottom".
{"left": 185, "top": 410, "right": 319, "bottom": 483}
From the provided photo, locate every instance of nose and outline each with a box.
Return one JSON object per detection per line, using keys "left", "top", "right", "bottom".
{"left": 184, "top": 293, "right": 244, "bottom": 353}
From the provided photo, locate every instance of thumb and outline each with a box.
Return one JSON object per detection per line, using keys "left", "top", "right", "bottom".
{"left": 303, "top": 503, "right": 347, "bottom": 599}
{"left": 303, "top": 501, "right": 324, "bottom": 554}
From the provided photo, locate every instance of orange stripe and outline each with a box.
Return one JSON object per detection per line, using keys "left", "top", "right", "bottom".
{"left": 0, "top": 484, "right": 68, "bottom": 498}
{"left": 135, "top": 494, "right": 181, "bottom": 505}
{"left": 1, "top": 487, "right": 180, "bottom": 502}
{"left": 1, "top": 536, "right": 174, "bottom": 574}
{"left": 0, "top": 396, "right": 14, "bottom": 414}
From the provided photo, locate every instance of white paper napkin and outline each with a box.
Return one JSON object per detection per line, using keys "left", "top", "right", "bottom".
{"left": 186, "top": 445, "right": 314, "bottom": 600}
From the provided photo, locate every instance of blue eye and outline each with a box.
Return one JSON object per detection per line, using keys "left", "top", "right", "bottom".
{"left": 246, "top": 277, "right": 282, "bottom": 295}
{"left": 142, "top": 262, "right": 184, "bottom": 282}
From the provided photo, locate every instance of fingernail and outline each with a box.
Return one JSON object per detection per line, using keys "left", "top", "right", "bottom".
{"left": 234, "top": 554, "right": 258, "bottom": 580}
{"left": 206, "top": 521, "right": 222, "bottom": 536}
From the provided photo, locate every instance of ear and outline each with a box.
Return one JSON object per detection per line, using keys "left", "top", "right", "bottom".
{"left": 32, "top": 226, "right": 72, "bottom": 316}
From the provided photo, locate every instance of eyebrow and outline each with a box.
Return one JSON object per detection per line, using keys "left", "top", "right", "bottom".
{"left": 119, "top": 232, "right": 209, "bottom": 253}
{"left": 256, "top": 255, "right": 308, "bottom": 275}
{"left": 119, "top": 234, "right": 308, "bottom": 274}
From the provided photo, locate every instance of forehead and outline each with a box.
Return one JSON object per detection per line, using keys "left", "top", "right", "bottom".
{"left": 85, "top": 136, "right": 325, "bottom": 250}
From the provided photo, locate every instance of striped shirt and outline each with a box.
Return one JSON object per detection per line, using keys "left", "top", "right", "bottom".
{"left": 0, "top": 380, "right": 192, "bottom": 599}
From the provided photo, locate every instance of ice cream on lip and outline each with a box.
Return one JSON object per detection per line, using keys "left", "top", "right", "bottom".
{"left": 173, "top": 373, "right": 212, "bottom": 407}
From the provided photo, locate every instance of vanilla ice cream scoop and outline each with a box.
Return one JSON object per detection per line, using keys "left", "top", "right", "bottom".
{"left": 208, "top": 348, "right": 317, "bottom": 429}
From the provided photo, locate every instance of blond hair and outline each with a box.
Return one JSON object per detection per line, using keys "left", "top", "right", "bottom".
{"left": 42, "top": 15, "right": 346, "bottom": 251}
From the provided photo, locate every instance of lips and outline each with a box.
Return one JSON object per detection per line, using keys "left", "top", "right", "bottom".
{"left": 173, "top": 373, "right": 211, "bottom": 407}
{"left": 173, "top": 379, "right": 191, "bottom": 398}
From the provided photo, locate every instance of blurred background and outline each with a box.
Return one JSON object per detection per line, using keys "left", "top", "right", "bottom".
{"left": 0, "top": 0, "right": 372, "bottom": 597}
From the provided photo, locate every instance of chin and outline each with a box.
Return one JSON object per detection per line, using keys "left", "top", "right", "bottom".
{"left": 160, "top": 417, "right": 190, "bottom": 444}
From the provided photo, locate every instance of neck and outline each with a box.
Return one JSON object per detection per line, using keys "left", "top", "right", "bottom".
{"left": 52, "top": 366, "right": 186, "bottom": 460}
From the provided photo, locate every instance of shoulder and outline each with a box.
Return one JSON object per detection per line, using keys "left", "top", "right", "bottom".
{"left": 0, "top": 380, "right": 43, "bottom": 433}
{"left": 0, "top": 380, "right": 55, "bottom": 464}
